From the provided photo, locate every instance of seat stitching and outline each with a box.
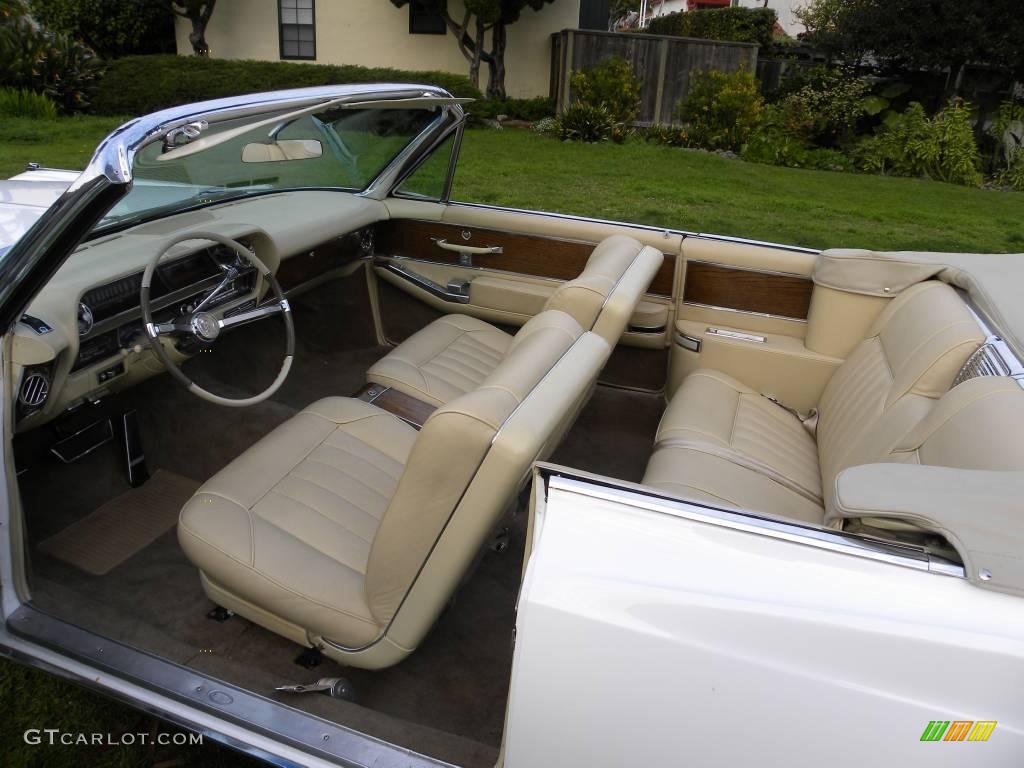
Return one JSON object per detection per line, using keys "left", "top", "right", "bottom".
{"left": 282, "top": 472, "right": 389, "bottom": 525}
{"left": 301, "top": 457, "right": 395, "bottom": 502}
{"left": 317, "top": 435, "right": 406, "bottom": 481}
{"left": 658, "top": 439, "right": 824, "bottom": 506}
{"left": 422, "top": 358, "right": 489, "bottom": 387}
{"left": 178, "top": 519, "right": 377, "bottom": 628}
{"left": 264, "top": 488, "right": 375, "bottom": 546}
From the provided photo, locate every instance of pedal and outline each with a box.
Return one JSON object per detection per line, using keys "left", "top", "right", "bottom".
{"left": 206, "top": 606, "right": 234, "bottom": 622}
{"left": 294, "top": 647, "right": 323, "bottom": 669}
{"left": 50, "top": 419, "right": 113, "bottom": 463}
{"left": 121, "top": 410, "right": 149, "bottom": 487}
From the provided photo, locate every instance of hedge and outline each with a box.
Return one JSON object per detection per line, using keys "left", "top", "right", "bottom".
{"left": 646, "top": 7, "right": 776, "bottom": 48}
{"left": 91, "top": 55, "right": 481, "bottom": 116}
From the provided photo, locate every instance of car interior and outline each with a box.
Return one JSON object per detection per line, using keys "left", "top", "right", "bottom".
{"left": 8, "top": 100, "right": 1024, "bottom": 766}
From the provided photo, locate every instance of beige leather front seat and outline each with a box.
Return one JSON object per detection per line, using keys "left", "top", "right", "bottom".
{"left": 178, "top": 315, "right": 609, "bottom": 669}
{"left": 643, "top": 281, "right": 985, "bottom": 522}
{"left": 367, "top": 234, "right": 663, "bottom": 406}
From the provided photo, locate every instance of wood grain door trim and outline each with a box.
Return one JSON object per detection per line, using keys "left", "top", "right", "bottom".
{"left": 682, "top": 260, "right": 813, "bottom": 321}
{"left": 374, "top": 219, "right": 676, "bottom": 297}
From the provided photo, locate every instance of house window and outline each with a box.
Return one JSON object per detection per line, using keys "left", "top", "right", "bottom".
{"left": 409, "top": 0, "right": 446, "bottom": 35}
{"left": 279, "top": 0, "right": 315, "bottom": 60}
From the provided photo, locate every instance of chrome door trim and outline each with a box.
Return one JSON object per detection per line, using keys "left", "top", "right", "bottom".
{"left": 539, "top": 465, "right": 965, "bottom": 578}
{"left": 684, "top": 258, "right": 812, "bottom": 280}
{"left": 378, "top": 259, "right": 470, "bottom": 303}
{"left": 443, "top": 202, "right": 822, "bottom": 255}
{"left": 680, "top": 300, "right": 809, "bottom": 324}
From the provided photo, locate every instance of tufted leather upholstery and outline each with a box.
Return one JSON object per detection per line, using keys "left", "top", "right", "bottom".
{"left": 179, "top": 314, "right": 610, "bottom": 668}
{"left": 367, "top": 234, "right": 662, "bottom": 406}
{"left": 644, "top": 281, "right": 986, "bottom": 522}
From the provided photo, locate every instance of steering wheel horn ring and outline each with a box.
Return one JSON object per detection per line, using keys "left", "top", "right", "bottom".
{"left": 140, "top": 231, "right": 296, "bottom": 407}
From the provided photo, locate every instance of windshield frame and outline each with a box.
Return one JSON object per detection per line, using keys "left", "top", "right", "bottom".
{"left": 77, "top": 85, "right": 467, "bottom": 240}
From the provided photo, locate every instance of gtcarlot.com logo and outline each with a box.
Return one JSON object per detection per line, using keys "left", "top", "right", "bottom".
{"left": 24, "top": 729, "right": 203, "bottom": 747}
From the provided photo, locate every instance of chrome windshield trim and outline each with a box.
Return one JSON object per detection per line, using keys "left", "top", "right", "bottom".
{"left": 76, "top": 84, "right": 463, "bottom": 192}
{"left": 541, "top": 468, "right": 965, "bottom": 578}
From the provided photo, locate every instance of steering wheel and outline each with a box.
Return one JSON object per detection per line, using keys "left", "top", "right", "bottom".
{"left": 141, "top": 231, "right": 295, "bottom": 407}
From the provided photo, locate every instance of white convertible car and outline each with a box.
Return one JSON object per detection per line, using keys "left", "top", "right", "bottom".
{"left": 0, "top": 84, "right": 1021, "bottom": 767}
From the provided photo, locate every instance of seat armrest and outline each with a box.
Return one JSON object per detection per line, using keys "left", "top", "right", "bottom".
{"left": 831, "top": 463, "right": 1024, "bottom": 595}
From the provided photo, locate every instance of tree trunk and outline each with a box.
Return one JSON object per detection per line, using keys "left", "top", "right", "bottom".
{"left": 468, "top": 17, "right": 484, "bottom": 90}
{"left": 485, "top": 23, "right": 507, "bottom": 100}
{"left": 189, "top": 17, "right": 210, "bottom": 56}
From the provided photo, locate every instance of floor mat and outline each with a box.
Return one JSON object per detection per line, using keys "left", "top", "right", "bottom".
{"left": 37, "top": 470, "right": 198, "bottom": 576}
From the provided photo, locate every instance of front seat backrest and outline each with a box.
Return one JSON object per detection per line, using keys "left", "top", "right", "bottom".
{"left": 816, "top": 280, "right": 984, "bottom": 498}
{"left": 363, "top": 313, "right": 609, "bottom": 649}
{"left": 543, "top": 234, "right": 663, "bottom": 333}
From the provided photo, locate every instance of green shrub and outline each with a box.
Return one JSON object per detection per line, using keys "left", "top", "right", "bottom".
{"left": 92, "top": 55, "right": 482, "bottom": 116}
{"left": 30, "top": 0, "right": 174, "bottom": 57}
{"left": 570, "top": 56, "right": 642, "bottom": 124}
{"left": 468, "top": 96, "right": 554, "bottom": 124}
{"left": 772, "top": 67, "right": 869, "bottom": 146}
{"left": 989, "top": 99, "right": 1024, "bottom": 170}
{"left": 642, "top": 124, "right": 694, "bottom": 147}
{"left": 0, "top": 86, "right": 58, "bottom": 118}
{"left": 854, "top": 100, "right": 982, "bottom": 186}
{"left": 674, "top": 68, "right": 763, "bottom": 152}
{"left": 555, "top": 102, "right": 615, "bottom": 143}
{"left": 532, "top": 116, "right": 559, "bottom": 136}
{"left": 0, "top": 12, "right": 104, "bottom": 113}
{"left": 997, "top": 154, "right": 1024, "bottom": 191}
{"left": 647, "top": 7, "right": 776, "bottom": 47}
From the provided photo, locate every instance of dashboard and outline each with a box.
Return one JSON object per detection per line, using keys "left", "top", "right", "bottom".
{"left": 10, "top": 190, "right": 386, "bottom": 432}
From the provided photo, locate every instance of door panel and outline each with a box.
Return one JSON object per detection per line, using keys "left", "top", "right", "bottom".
{"left": 375, "top": 218, "right": 677, "bottom": 297}
{"left": 672, "top": 237, "right": 840, "bottom": 410}
{"left": 374, "top": 202, "right": 681, "bottom": 392}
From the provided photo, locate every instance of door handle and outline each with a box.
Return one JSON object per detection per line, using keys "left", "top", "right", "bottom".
{"left": 433, "top": 238, "right": 503, "bottom": 255}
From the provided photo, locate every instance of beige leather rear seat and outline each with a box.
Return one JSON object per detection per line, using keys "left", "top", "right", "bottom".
{"left": 368, "top": 234, "right": 663, "bottom": 406}
{"left": 644, "top": 280, "right": 987, "bottom": 522}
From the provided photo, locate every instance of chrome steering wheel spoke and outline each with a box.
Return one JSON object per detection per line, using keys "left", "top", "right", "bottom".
{"left": 140, "top": 231, "right": 295, "bottom": 407}
{"left": 217, "top": 300, "right": 290, "bottom": 331}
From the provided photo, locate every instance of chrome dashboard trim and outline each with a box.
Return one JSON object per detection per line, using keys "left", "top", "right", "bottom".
{"left": 541, "top": 467, "right": 965, "bottom": 579}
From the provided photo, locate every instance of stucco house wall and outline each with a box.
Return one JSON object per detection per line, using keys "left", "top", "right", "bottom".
{"left": 175, "top": 0, "right": 581, "bottom": 97}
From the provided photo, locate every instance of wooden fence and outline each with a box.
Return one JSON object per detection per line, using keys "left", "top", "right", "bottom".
{"left": 551, "top": 28, "right": 759, "bottom": 126}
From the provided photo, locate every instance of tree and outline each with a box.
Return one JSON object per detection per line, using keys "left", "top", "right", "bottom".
{"left": 30, "top": 0, "right": 175, "bottom": 57}
{"left": 388, "top": 0, "right": 557, "bottom": 99}
{"left": 796, "top": 0, "right": 1024, "bottom": 91}
{"left": 170, "top": 0, "right": 215, "bottom": 57}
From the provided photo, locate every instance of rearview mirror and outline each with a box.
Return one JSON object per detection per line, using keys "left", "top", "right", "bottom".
{"left": 241, "top": 139, "right": 323, "bottom": 163}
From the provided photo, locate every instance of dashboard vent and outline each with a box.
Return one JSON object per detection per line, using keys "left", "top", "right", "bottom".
{"left": 954, "top": 342, "right": 1013, "bottom": 386}
{"left": 19, "top": 371, "right": 50, "bottom": 408}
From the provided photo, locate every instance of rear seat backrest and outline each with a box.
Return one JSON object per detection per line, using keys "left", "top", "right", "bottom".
{"left": 816, "top": 281, "right": 984, "bottom": 497}
{"left": 543, "top": 234, "right": 662, "bottom": 333}
{"left": 364, "top": 313, "right": 596, "bottom": 627}
{"left": 886, "top": 376, "right": 1024, "bottom": 471}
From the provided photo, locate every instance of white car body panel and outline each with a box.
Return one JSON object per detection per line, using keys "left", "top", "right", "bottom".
{"left": 504, "top": 474, "right": 1024, "bottom": 767}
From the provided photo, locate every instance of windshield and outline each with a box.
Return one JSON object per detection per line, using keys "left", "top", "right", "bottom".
{"left": 93, "top": 105, "right": 440, "bottom": 234}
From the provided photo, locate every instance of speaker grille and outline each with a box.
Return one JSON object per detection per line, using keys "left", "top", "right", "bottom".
{"left": 19, "top": 371, "right": 50, "bottom": 408}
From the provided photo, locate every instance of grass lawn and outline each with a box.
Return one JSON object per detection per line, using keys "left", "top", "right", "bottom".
{"left": 4, "top": 117, "right": 1024, "bottom": 252}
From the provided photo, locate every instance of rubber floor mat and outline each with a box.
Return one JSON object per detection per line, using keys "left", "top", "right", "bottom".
{"left": 37, "top": 470, "right": 198, "bottom": 576}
